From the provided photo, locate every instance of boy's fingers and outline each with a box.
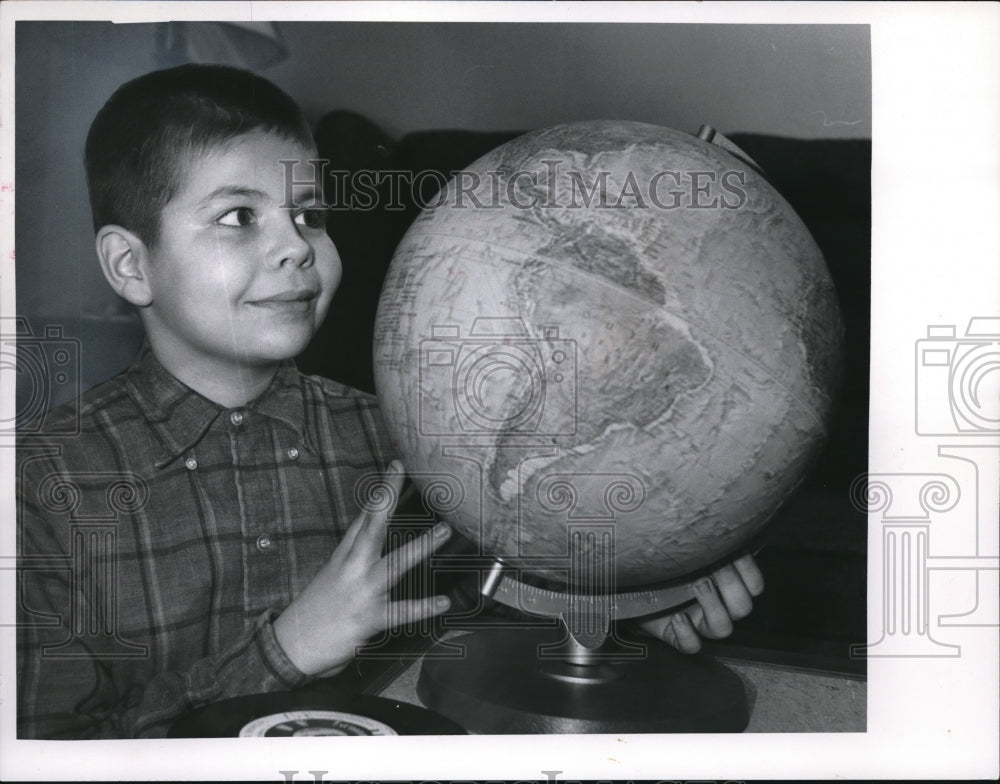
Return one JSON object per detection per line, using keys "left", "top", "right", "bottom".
{"left": 634, "top": 612, "right": 671, "bottom": 642}
{"left": 692, "top": 577, "right": 734, "bottom": 639}
{"left": 711, "top": 563, "right": 754, "bottom": 620}
{"left": 634, "top": 603, "right": 703, "bottom": 654}
{"left": 383, "top": 523, "right": 452, "bottom": 582}
{"left": 667, "top": 611, "right": 703, "bottom": 654}
{"left": 634, "top": 555, "right": 761, "bottom": 656}
{"left": 335, "top": 507, "right": 372, "bottom": 559}
{"left": 354, "top": 462, "right": 406, "bottom": 558}
{"left": 386, "top": 595, "right": 451, "bottom": 630}
{"left": 733, "top": 553, "right": 765, "bottom": 596}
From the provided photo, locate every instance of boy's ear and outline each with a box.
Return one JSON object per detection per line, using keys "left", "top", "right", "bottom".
{"left": 95, "top": 225, "right": 153, "bottom": 307}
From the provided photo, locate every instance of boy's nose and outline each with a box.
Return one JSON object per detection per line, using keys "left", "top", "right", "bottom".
{"left": 272, "top": 217, "right": 313, "bottom": 268}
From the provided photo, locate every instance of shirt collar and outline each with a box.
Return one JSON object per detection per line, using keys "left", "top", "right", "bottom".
{"left": 125, "top": 343, "right": 310, "bottom": 468}
{"left": 251, "top": 360, "right": 310, "bottom": 445}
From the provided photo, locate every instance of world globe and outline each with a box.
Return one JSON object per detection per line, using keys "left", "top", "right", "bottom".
{"left": 373, "top": 120, "right": 843, "bottom": 592}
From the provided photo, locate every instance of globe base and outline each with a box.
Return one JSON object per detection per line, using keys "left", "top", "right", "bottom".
{"left": 416, "top": 626, "right": 748, "bottom": 733}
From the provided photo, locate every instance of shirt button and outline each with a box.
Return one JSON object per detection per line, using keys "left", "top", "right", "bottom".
{"left": 230, "top": 411, "right": 245, "bottom": 426}
{"left": 287, "top": 447, "right": 299, "bottom": 460}
{"left": 184, "top": 457, "right": 198, "bottom": 471}
{"left": 256, "top": 534, "right": 273, "bottom": 552}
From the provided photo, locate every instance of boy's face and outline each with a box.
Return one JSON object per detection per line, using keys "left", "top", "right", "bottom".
{"left": 140, "top": 130, "right": 339, "bottom": 375}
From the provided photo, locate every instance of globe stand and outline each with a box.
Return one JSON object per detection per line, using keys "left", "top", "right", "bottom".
{"left": 416, "top": 561, "right": 749, "bottom": 734}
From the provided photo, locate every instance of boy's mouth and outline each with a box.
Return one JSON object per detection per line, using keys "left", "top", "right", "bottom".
{"left": 247, "top": 288, "right": 318, "bottom": 312}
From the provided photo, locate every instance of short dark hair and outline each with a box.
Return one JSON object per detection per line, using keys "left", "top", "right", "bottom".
{"left": 85, "top": 63, "right": 314, "bottom": 246}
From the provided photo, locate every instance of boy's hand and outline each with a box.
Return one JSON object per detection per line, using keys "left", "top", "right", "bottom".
{"left": 274, "top": 460, "right": 452, "bottom": 677}
{"left": 635, "top": 554, "right": 764, "bottom": 654}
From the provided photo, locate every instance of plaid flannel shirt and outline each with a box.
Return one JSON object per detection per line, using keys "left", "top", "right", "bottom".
{"left": 17, "top": 344, "right": 396, "bottom": 738}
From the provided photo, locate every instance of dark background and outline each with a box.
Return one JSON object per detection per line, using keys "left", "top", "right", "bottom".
{"left": 14, "top": 21, "right": 871, "bottom": 674}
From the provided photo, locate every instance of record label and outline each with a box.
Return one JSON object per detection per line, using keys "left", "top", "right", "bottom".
{"left": 168, "top": 686, "right": 468, "bottom": 737}
{"left": 239, "top": 709, "right": 398, "bottom": 737}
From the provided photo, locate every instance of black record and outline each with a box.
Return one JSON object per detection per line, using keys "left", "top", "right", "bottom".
{"left": 169, "top": 687, "right": 467, "bottom": 737}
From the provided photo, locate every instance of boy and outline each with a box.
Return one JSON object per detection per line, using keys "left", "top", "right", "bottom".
{"left": 17, "top": 64, "right": 761, "bottom": 739}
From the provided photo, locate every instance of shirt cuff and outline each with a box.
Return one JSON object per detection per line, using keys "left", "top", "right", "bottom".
{"left": 254, "top": 609, "right": 312, "bottom": 691}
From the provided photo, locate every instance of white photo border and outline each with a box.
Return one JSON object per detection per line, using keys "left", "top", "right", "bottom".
{"left": 1, "top": 1, "right": 997, "bottom": 781}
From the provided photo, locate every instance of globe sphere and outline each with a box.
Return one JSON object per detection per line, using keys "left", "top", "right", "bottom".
{"left": 374, "top": 121, "right": 843, "bottom": 589}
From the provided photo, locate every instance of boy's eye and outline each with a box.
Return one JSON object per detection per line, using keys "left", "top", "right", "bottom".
{"left": 295, "top": 208, "right": 328, "bottom": 230}
{"left": 217, "top": 207, "right": 255, "bottom": 227}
